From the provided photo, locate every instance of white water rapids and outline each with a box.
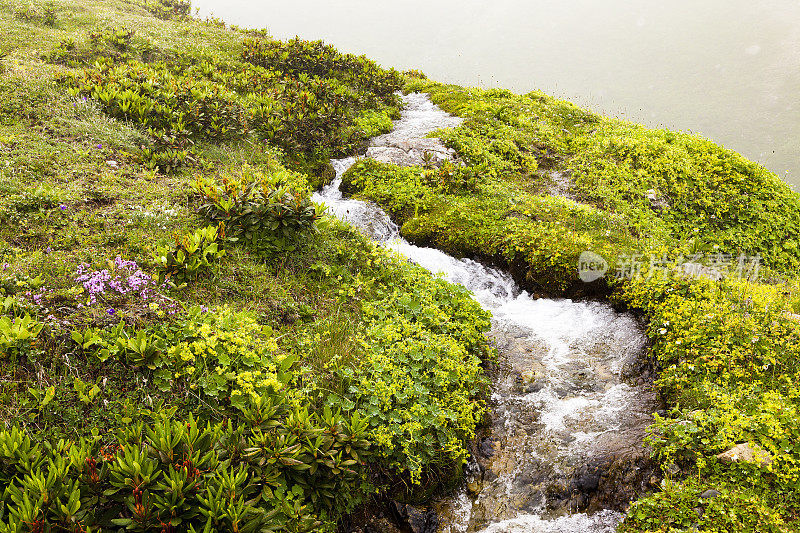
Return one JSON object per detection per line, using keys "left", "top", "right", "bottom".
{"left": 312, "top": 94, "right": 657, "bottom": 532}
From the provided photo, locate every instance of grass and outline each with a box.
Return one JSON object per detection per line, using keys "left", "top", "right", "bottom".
{"left": 0, "top": 1, "right": 493, "bottom": 530}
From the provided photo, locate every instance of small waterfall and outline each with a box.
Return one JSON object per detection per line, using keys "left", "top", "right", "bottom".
{"left": 313, "top": 94, "right": 658, "bottom": 532}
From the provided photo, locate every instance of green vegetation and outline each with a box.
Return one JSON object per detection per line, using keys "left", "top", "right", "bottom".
{"left": 0, "top": 1, "right": 490, "bottom": 530}
{"left": 343, "top": 77, "right": 800, "bottom": 530}
{"left": 5, "top": 0, "right": 800, "bottom": 530}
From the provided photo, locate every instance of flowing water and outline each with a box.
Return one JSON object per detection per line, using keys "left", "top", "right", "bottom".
{"left": 312, "top": 94, "right": 660, "bottom": 532}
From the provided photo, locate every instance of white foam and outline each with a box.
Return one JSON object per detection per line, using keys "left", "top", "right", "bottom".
{"left": 478, "top": 510, "right": 623, "bottom": 533}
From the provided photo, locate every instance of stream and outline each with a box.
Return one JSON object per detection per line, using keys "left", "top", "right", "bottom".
{"left": 312, "top": 93, "right": 660, "bottom": 533}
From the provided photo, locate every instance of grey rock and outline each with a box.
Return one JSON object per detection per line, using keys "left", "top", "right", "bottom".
{"left": 715, "top": 442, "right": 772, "bottom": 466}
{"left": 700, "top": 489, "right": 721, "bottom": 499}
{"left": 365, "top": 142, "right": 456, "bottom": 168}
{"left": 404, "top": 505, "right": 438, "bottom": 533}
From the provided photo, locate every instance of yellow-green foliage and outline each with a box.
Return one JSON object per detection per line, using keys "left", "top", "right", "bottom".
{"left": 166, "top": 306, "right": 284, "bottom": 408}
{"left": 354, "top": 109, "right": 395, "bottom": 138}
{"left": 342, "top": 158, "right": 638, "bottom": 292}
{"left": 344, "top": 76, "right": 800, "bottom": 529}
{"left": 0, "top": 314, "right": 42, "bottom": 360}
{"left": 404, "top": 78, "right": 800, "bottom": 274}
{"left": 618, "top": 270, "right": 800, "bottom": 531}
{"left": 354, "top": 258, "right": 491, "bottom": 484}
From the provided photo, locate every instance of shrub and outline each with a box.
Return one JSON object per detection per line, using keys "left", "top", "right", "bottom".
{"left": 0, "top": 410, "right": 370, "bottom": 532}
{"left": 241, "top": 37, "right": 402, "bottom": 104}
{"left": 143, "top": 0, "right": 191, "bottom": 20}
{"left": 62, "top": 37, "right": 402, "bottom": 174}
{"left": 47, "top": 27, "right": 160, "bottom": 67}
{"left": 195, "top": 169, "right": 322, "bottom": 253}
{"left": 0, "top": 314, "right": 43, "bottom": 361}
{"left": 11, "top": 0, "right": 56, "bottom": 26}
{"left": 353, "top": 269, "right": 490, "bottom": 485}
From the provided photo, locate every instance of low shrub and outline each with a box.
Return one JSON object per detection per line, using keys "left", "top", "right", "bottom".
{"left": 195, "top": 168, "right": 322, "bottom": 254}
{"left": 241, "top": 37, "right": 402, "bottom": 105}
{"left": 142, "top": 0, "right": 191, "bottom": 21}
{"left": 0, "top": 409, "right": 370, "bottom": 532}
{"left": 0, "top": 314, "right": 42, "bottom": 362}
{"left": 352, "top": 265, "right": 491, "bottom": 485}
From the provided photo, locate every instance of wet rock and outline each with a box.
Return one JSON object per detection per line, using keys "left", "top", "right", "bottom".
{"left": 466, "top": 479, "right": 482, "bottom": 495}
{"left": 700, "top": 489, "right": 721, "bottom": 499}
{"left": 366, "top": 140, "right": 459, "bottom": 168}
{"left": 577, "top": 471, "right": 601, "bottom": 492}
{"left": 715, "top": 442, "right": 772, "bottom": 466}
{"left": 570, "top": 460, "right": 603, "bottom": 498}
{"left": 364, "top": 518, "right": 402, "bottom": 533}
{"left": 523, "top": 379, "right": 546, "bottom": 394}
{"left": 395, "top": 504, "right": 439, "bottom": 533}
{"left": 478, "top": 437, "right": 495, "bottom": 458}
{"left": 664, "top": 463, "right": 681, "bottom": 476}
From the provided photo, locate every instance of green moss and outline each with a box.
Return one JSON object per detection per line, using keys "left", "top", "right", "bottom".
{"left": 354, "top": 108, "right": 395, "bottom": 138}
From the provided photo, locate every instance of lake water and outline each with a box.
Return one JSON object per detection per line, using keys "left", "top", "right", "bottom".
{"left": 192, "top": 0, "right": 800, "bottom": 189}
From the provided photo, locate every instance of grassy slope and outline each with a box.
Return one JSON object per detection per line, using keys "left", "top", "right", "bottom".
{"left": 343, "top": 77, "right": 800, "bottom": 531}
{"left": 4, "top": 1, "right": 800, "bottom": 531}
{"left": 0, "top": 2, "right": 493, "bottom": 531}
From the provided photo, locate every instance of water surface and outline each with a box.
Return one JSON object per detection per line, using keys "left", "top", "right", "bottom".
{"left": 193, "top": 0, "right": 800, "bottom": 187}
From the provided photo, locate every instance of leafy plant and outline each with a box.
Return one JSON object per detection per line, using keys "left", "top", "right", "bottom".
{"left": 155, "top": 225, "right": 226, "bottom": 282}
{"left": 195, "top": 169, "right": 322, "bottom": 254}
{"left": 0, "top": 410, "right": 371, "bottom": 532}
{"left": 0, "top": 314, "right": 43, "bottom": 361}
{"left": 143, "top": 0, "right": 191, "bottom": 21}
{"left": 73, "top": 378, "right": 101, "bottom": 405}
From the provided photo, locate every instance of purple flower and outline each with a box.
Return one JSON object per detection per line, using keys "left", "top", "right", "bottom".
{"left": 75, "top": 257, "right": 159, "bottom": 306}
{"left": 59, "top": 204, "right": 67, "bottom": 211}
{"left": 97, "top": 144, "right": 102, "bottom": 149}
{"left": 200, "top": 305, "right": 209, "bottom": 313}
{"left": 107, "top": 308, "right": 116, "bottom": 315}
{"left": 45, "top": 247, "right": 52, "bottom": 254}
